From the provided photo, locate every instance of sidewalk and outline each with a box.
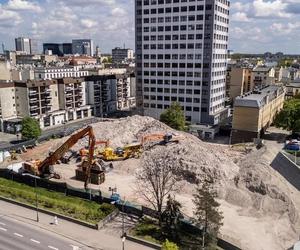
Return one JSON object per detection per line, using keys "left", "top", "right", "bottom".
{"left": 0, "top": 200, "right": 154, "bottom": 250}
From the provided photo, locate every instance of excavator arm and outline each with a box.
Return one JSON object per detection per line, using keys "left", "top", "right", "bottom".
{"left": 38, "top": 126, "right": 95, "bottom": 177}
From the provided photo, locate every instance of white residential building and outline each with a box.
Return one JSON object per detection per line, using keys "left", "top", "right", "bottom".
{"left": 135, "top": 0, "right": 230, "bottom": 125}
{"left": 34, "top": 66, "right": 89, "bottom": 80}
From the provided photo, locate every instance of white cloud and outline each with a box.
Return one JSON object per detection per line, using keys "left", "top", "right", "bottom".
{"left": 81, "top": 19, "right": 97, "bottom": 29}
{"left": 253, "top": 0, "right": 290, "bottom": 18}
{"left": 6, "top": 0, "right": 43, "bottom": 13}
{"left": 0, "top": 4, "right": 22, "bottom": 26}
{"left": 231, "top": 12, "right": 250, "bottom": 22}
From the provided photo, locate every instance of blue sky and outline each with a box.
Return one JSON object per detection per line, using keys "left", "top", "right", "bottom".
{"left": 0, "top": 0, "right": 299, "bottom": 53}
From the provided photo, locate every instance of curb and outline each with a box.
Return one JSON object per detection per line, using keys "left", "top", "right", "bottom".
{"left": 0, "top": 196, "right": 98, "bottom": 229}
{"left": 126, "top": 235, "right": 161, "bottom": 250}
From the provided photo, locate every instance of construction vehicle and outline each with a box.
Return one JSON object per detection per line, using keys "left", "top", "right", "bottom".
{"left": 141, "top": 132, "right": 183, "bottom": 148}
{"left": 23, "top": 126, "right": 105, "bottom": 188}
{"left": 101, "top": 143, "right": 142, "bottom": 161}
{"left": 79, "top": 140, "right": 110, "bottom": 157}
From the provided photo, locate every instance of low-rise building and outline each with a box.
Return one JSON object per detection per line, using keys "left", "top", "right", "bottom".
{"left": 112, "top": 47, "right": 134, "bottom": 64}
{"left": 226, "top": 66, "right": 252, "bottom": 101}
{"left": 286, "top": 79, "right": 300, "bottom": 99}
{"left": 231, "top": 85, "right": 285, "bottom": 144}
{"left": 34, "top": 66, "right": 89, "bottom": 80}
{"left": 251, "top": 66, "right": 276, "bottom": 88}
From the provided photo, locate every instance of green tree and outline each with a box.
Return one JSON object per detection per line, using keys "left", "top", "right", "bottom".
{"left": 160, "top": 102, "right": 186, "bottom": 131}
{"left": 193, "top": 181, "right": 223, "bottom": 248}
{"left": 161, "top": 239, "right": 179, "bottom": 250}
{"left": 21, "top": 117, "right": 41, "bottom": 140}
{"left": 274, "top": 98, "right": 300, "bottom": 132}
{"left": 162, "top": 195, "right": 183, "bottom": 237}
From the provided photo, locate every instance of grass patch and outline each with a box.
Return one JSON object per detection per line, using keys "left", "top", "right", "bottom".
{"left": 130, "top": 217, "right": 222, "bottom": 250}
{"left": 130, "top": 217, "right": 162, "bottom": 244}
{"left": 0, "top": 178, "right": 114, "bottom": 224}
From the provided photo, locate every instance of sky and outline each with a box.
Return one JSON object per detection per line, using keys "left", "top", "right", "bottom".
{"left": 0, "top": 0, "right": 299, "bottom": 54}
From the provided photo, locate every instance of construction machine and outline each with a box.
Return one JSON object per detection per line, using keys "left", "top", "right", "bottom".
{"left": 141, "top": 132, "right": 183, "bottom": 147}
{"left": 23, "top": 126, "right": 105, "bottom": 188}
{"left": 101, "top": 143, "right": 142, "bottom": 161}
{"left": 79, "top": 140, "right": 110, "bottom": 157}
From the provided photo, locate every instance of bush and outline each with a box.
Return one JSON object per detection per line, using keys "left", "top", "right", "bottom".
{"left": 161, "top": 240, "right": 179, "bottom": 250}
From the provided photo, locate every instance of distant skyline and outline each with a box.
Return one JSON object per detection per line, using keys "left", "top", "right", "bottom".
{"left": 0, "top": 0, "right": 299, "bottom": 54}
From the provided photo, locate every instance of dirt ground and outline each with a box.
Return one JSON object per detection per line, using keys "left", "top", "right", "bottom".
{"left": 9, "top": 116, "right": 300, "bottom": 250}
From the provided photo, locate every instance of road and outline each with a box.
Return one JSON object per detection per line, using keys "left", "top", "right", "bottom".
{"left": 0, "top": 216, "right": 85, "bottom": 250}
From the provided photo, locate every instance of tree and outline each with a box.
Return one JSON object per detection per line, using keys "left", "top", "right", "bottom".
{"left": 21, "top": 117, "right": 41, "bottom": 140}
{"left": 162, "top": 195, "right": 183, "bottom": 237}
{"left": 160, "top": 102, "right": 186, "bottom": 131}
{"left": 161, "top": 240, "right": 179, "bottom": 250}
{"left": 274, "top": 98, "right": 300, "bottom": 132}
{"left": 136, "top": 152, "right": 182, "bottom": 225}
{"left": 193, "top": 181, "right": 223, "bottom": 248}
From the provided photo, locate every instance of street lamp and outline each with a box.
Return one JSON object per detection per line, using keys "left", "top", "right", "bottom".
{"left": 22, "top": 173, "right": 40, "bottom": 222}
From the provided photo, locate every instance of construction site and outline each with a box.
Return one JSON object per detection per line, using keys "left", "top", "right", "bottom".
{"left": 1, "top": 115, "right": 300, "bottom": 250}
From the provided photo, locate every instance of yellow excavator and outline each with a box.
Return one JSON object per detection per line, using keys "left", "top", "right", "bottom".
{"left": 23, "top": 126, "right": 105, "bottom": 188}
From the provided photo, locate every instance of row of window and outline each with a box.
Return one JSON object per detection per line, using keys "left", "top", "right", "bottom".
{"left": 143, "top": 53, "right": 203, "bottom": 59}
{"left": 141, "top": 43, "right": 203, "bottom": 50}
{"left": 144, "top": 78, "right": 205, "bottom": 85}
{"left": 144, "top": 95, "right": 205, "bottom": 103}
{"left": 137, "top": 0, "right": 229, "bottom": 8}
{"left": 144, "top": 87, "right": 201, "bottom": 94}
{"left": 138, "top": 71, "right": 213, "bottom": 78}
{"left": 141, "top": 23, "right": 204, "bottom": 31}
{"left": 144, "top": 62, "right": 203, "bottom": 67}
{"left": 143, "top": 103, "right": 206, "bottom": 114}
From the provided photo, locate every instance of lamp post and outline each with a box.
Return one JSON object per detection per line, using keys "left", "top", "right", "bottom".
{"left": 122, "top": 197, "right": 126, "bottom": 250}
{"left": 22, "top": 173, "right": 39, "bottom": 222}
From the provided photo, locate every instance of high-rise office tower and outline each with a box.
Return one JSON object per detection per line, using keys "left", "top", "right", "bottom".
{"left": 72, "top": 39, "right": 94, "bottom": 56}
{"left": 135, "top": 0, "right": 230, "bottom": 125}
{"left": 15, "top": 37, "right": 31, "bottom": 54}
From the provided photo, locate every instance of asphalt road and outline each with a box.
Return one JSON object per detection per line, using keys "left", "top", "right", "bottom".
{"left": 0, "top": 216, "right": 84, "bottom": 250}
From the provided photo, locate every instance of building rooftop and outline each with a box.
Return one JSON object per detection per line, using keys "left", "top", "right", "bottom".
{"left": 253, "top": 66, "right": 272, "bottom": 72}
{"left": 234, "top": 85, "right": 285, "bottom": 108}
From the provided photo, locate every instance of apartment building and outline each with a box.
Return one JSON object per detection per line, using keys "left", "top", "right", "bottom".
{"left": 34, "top": 66, "right": 89, "bottom": 80}
{"left": 226, "top": 66, "right": 252, "bottom": 101}
{"left": 0, "top": 78, "right": 92, "bottom": 133}
{"left": 231, "top": 85, "right": 285, "bottom": 144}
{"left": 135, "top": 0, "right": 230, "bottom": 125}
{"left": 57, "top": 78, "right": 92, "bottom": 121}
{"left": 251, "top": 66, "right": 275, "bottom": 88}
{"left": 85, "top": 72, "right": 136, "bottom": 117}
{"left": 112, "top": 47, "right": 134, "bottom": 64}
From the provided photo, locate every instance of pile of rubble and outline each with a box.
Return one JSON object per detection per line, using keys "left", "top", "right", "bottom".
{"left": 87, "top": 115, "right": 300, "bottom": 250}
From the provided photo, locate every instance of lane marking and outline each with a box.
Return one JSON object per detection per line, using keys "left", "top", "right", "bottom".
{"left": 14, "top": 233, "right": 23, "bottom": 237}
{"left": 48, "top": 246, "right": 59, "bottom": 250}
{"left": 0, "top": 227, "right": 7, "bottom": 231}
{"left": 30, "top": 239, "right": 40, "bottom": 244}
{"left": 0, "top": 222, "right": 6, "bottom": 226}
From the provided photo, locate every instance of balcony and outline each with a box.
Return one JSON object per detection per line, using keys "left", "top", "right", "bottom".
{"left": 29, "top": 98, "right": 39, "bottom": 103}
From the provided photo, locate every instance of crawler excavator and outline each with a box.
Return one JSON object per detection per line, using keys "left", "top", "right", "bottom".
{"left": 23, "top": 126, "right": 105, "bottom": 188}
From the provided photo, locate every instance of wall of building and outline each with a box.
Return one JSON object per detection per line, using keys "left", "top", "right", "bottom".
{"left": 0, "top": 86, "right": 17, "bottom": 119}
{"left": 0, "top": 61, "right": 11, "bottom": 80}
{"left": 15, "top": 87, "right": 29, "bottom": 117}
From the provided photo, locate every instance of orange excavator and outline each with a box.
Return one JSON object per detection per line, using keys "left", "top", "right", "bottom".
{"left": 23, "top": 126, "right": 105, "bottom": 188}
